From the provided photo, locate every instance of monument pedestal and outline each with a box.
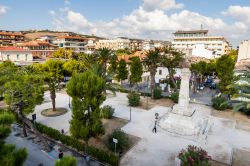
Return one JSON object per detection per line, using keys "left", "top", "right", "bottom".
{"left": 160, "top": 68, "right": 209, "bottom": 136}
{"left": 159, "top": 107, "right": 208, "bottom": 136}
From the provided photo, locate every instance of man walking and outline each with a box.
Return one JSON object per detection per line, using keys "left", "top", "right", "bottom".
{"left": 152, "top": 120, "right": 157, "bottom": 133}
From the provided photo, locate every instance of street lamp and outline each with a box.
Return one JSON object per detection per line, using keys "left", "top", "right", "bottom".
{"left": 68, "top": 96, "right": 71, "bottom": 108}
{"left": 129, "top": 82, "right": 132, "bottom": 121}
{"left": 146, "top": 77, "right": 149, "bottom": 110}
{"left": 84, "top": 105, "right": 92, "bottom": 156}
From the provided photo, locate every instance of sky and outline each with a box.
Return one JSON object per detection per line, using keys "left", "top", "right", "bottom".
{"left": 0, "top": 0, "right": 250, "bottom": 46}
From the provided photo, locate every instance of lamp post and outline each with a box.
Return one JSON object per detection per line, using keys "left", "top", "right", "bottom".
{"left": 129, "top": 82, "right": 132, "bottom": 121}
{"left": 146, "top": 77, "right": 149, "bottom": 110}
{"left": 84, "top": 105, "right": 92, "bottom": 156}
{"left": 68, "top": 96, "right": 71, "bottom": 108}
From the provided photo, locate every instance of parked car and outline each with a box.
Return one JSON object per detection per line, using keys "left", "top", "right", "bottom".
{"left": 198, "top": 84, "right": 205, "bottom": 90}
{"left": 204, "top": 78, "right": 213, "bottom": 87}
{"left": 209, "top": 82, "right": 216, "bottom": 89}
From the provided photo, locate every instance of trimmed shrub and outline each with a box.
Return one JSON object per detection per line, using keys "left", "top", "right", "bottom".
{"left": 239, "top": 108, "right": 250, "bottom": 116}
{"left": 153, "top": 88, "right": 162, "bottom": 99}
{"left": 55, "top": 156, "right": 77, "bottom": 166}
{"left": 107, "top": 130, "right": 129, "bottom": 152}
{"left": 101, "top": 105, "right": 115, "bottom": 119}
{"left": 170, "top": 92, "right": 179, "bottom": 103}
{"left": 34, "top": 122, "right": 118, "bottom": 166}
{"left": 127, "top": 92, "right": 140, "bottom": 106}
{"left": 212, "top": 96, "right": 229, "bottom": 110}
{"left": 178, "top": 145, "right": 211, "bottom": 166}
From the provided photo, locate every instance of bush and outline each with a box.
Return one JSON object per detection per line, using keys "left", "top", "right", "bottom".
{"left": 107, "top": 130, "right": 129, "bottom": 152}
{"left": 239, "top": 108, "right": 250, "bottom": 116}
{"left": 101, "top": 105, "right": 115, "bottom": 119}
{"left": 178, "top": 145, "right": 211, "bottom": 166}
{"left": 212, "top": 96, "right": 229, "bottom": 110}
{"left": 170, "top": 92, "right": 179, "bottom": 103}
{"left": 34, "top": 122, "right": 118, "bottom": 166}
{"left": 127, "top": 92, "right": 140, "bottom": 106}
{"left": 55, "top": 156, "right": 77, "bottom": 166}
{"left": 153, "top": 88, "right": 162, "bottom": 99}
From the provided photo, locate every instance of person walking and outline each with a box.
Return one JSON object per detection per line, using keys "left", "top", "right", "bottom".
{"left": 152, "top": 120, "right": 157, "bottom": 133}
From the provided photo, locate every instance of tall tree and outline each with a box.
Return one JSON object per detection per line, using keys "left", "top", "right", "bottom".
{"left": 66, "top": 71, "right": 105, "bottom": 154}
{"left": 144, "top": 48, "right": 161, "bottom": 99}
{"left": 116, "top": 59, "right": 128, "bottom": 83}
{"left": 161, "top": 46, "right": 184, "bottom": 91}
{"left": 216, "top": 54, "right": 236, "bottom": 93}
{"left": 96, "top": 48, "right": 114, "bottom": 77}
{"left": 130, "top": 57, "right": 143, "bottom": 86}
{"left": 229, "top": 66, "right": 250, "bottom": 112}
{"left": 34, "top": 60, "right": 65, "bottom": 112}
{"left": 0, "top": 111, "right": 27, "bottom": 166}
{"left": 53, "top": 48, "right": 73, "bottom": 59}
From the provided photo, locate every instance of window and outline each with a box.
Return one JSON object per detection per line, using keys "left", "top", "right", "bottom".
{"left": 25, "top": 54, "right": 28, "bottom": 61}
{"left": 159, "top": 70, "right": 162, "bottom": 75}
{"left": 17, "top": 54, "right": 19, "bottom": 60}
{"left": 7, "top": 54, "right": 10, "bottom": 60}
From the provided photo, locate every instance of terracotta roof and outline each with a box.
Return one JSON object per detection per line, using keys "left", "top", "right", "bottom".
{"left": 18, "top": 41, "right": 53, "bottom": 47}
{"left": 0, "top": 46, "right": 28, "bottom": 51}
{"left": 0, "top": 31, "right": 24, "bottom": 36}
{"left": 56, "top": 35, "right": 86, "bottom": 40}
{"left": 118, "top": 51, "right": 147, "bottom": 63}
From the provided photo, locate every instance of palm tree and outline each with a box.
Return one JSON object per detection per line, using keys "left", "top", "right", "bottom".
{"left": 144, "top": 48, "right": 161, "bottom": 99}
{"left": 96, "top": 48, "right": 115, "bottom": 77}
{"left": 229, "top": 66, "right": 250, "bottom": 112}
{"left": 161, "top": 46, "right": 184, "bottom": 91}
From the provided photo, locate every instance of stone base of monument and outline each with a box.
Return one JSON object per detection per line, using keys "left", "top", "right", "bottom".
{"left": 159, "top": 105, "right": 210, "bottom": 136}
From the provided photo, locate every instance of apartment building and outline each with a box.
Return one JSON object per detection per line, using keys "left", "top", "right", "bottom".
{"left": 172, "top": 30, "right": 230, "bottom": 57}
{"left": 0, "top": 46, "right": 33, "bottom": 62}
{"left": 0, "top": 31, "right": 25, "bottom": 46}
{"left": 95, "top": 38, "right": 131, "bottom": 50}
{"left": 53, "top": 36, "right": 88, "bottom": 52}
{"left": 17, "top": 40, "right": 57, "bottom": 59}
{"left": 236, "top": 40, "right": 250, "bottom": 69}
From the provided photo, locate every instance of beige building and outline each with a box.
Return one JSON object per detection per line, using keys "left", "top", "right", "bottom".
{"left": 172, "top": 30, "right": 230, "bottom": 57}
{"left": 95, "top": 38, "right": 131, "bottom": 50}
{"left": 236, "top": 40, "right": 250, "bottom": 69}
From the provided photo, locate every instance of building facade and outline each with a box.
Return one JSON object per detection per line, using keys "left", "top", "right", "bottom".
{"left": 95, "top": 38, "right": 131, "bottom": 50}
{"left": 172, "top": 30, "right": 230, "bottom": 57}
{"left": 236, "top": 40, "right": 250, "bottom": 69}
{"left": 53, "top": 36, "right": 88, "bottom": 52}
{"left": 0, "top": 46, "right": 33, "bottom": 62}
{"left": 0, "top": 31, "right": 25, "bottom": 46}
{"left": 17, "top": 40, "right": 57, "bottom": 59}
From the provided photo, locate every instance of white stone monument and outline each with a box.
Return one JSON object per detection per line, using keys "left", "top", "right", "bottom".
{"left": 160, "top": 68, "right": 208, "bottom": 136}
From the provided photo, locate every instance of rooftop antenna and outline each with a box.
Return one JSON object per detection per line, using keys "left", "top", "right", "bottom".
{"left": 200, "top": 24, "right": 203, "bottom": 30}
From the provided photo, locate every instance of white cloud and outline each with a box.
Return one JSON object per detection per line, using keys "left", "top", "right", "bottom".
{"left": 142, "top": 0, "right": 184, "bottom": 11}
{"left": 50, "top": 3, "right": 250, "bottom": 46}
{"left": 0, "top": 5, "right": 8, "bottom": 15}
{"left": 64, "top": 0, "right": 70, "bottom": 5}
{"left": 49, "top": 10, "right": 55, "bottom": 16}
{"left": 223, "top": 5, "right": 250, "bottom": 23}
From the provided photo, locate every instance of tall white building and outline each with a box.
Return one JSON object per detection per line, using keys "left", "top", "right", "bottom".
{"left": 236, "top": 40, "right": 250, "bottom": 69}
{"left": 172, "top": 30, "right": 230, "bottom": 57}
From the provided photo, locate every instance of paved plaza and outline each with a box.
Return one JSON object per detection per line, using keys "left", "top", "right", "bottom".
{"left": 31, "top": 91, "right": 250, "bottom": 166}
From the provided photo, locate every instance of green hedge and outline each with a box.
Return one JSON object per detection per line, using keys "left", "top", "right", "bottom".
{"left": 34, "top": 122, "right": 118, "bottom": 166}
{"left": 170, "top": 92, "right": 179, "bottom": 103}
{"left": 211, "top": 96, "right": 229, "bottom": 111}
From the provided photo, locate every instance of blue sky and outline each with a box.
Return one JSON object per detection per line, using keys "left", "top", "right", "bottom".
{"left": 0, "top": 0, "right": 250, "bottom": 46}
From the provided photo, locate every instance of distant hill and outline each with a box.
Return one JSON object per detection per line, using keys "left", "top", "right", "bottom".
{"left": 22, "top": 30, "right": 105, "bottom": 40}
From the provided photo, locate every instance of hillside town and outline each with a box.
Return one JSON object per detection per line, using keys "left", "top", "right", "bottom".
{"left": 0, "top": 1, "right": 250, "bottom": 166}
